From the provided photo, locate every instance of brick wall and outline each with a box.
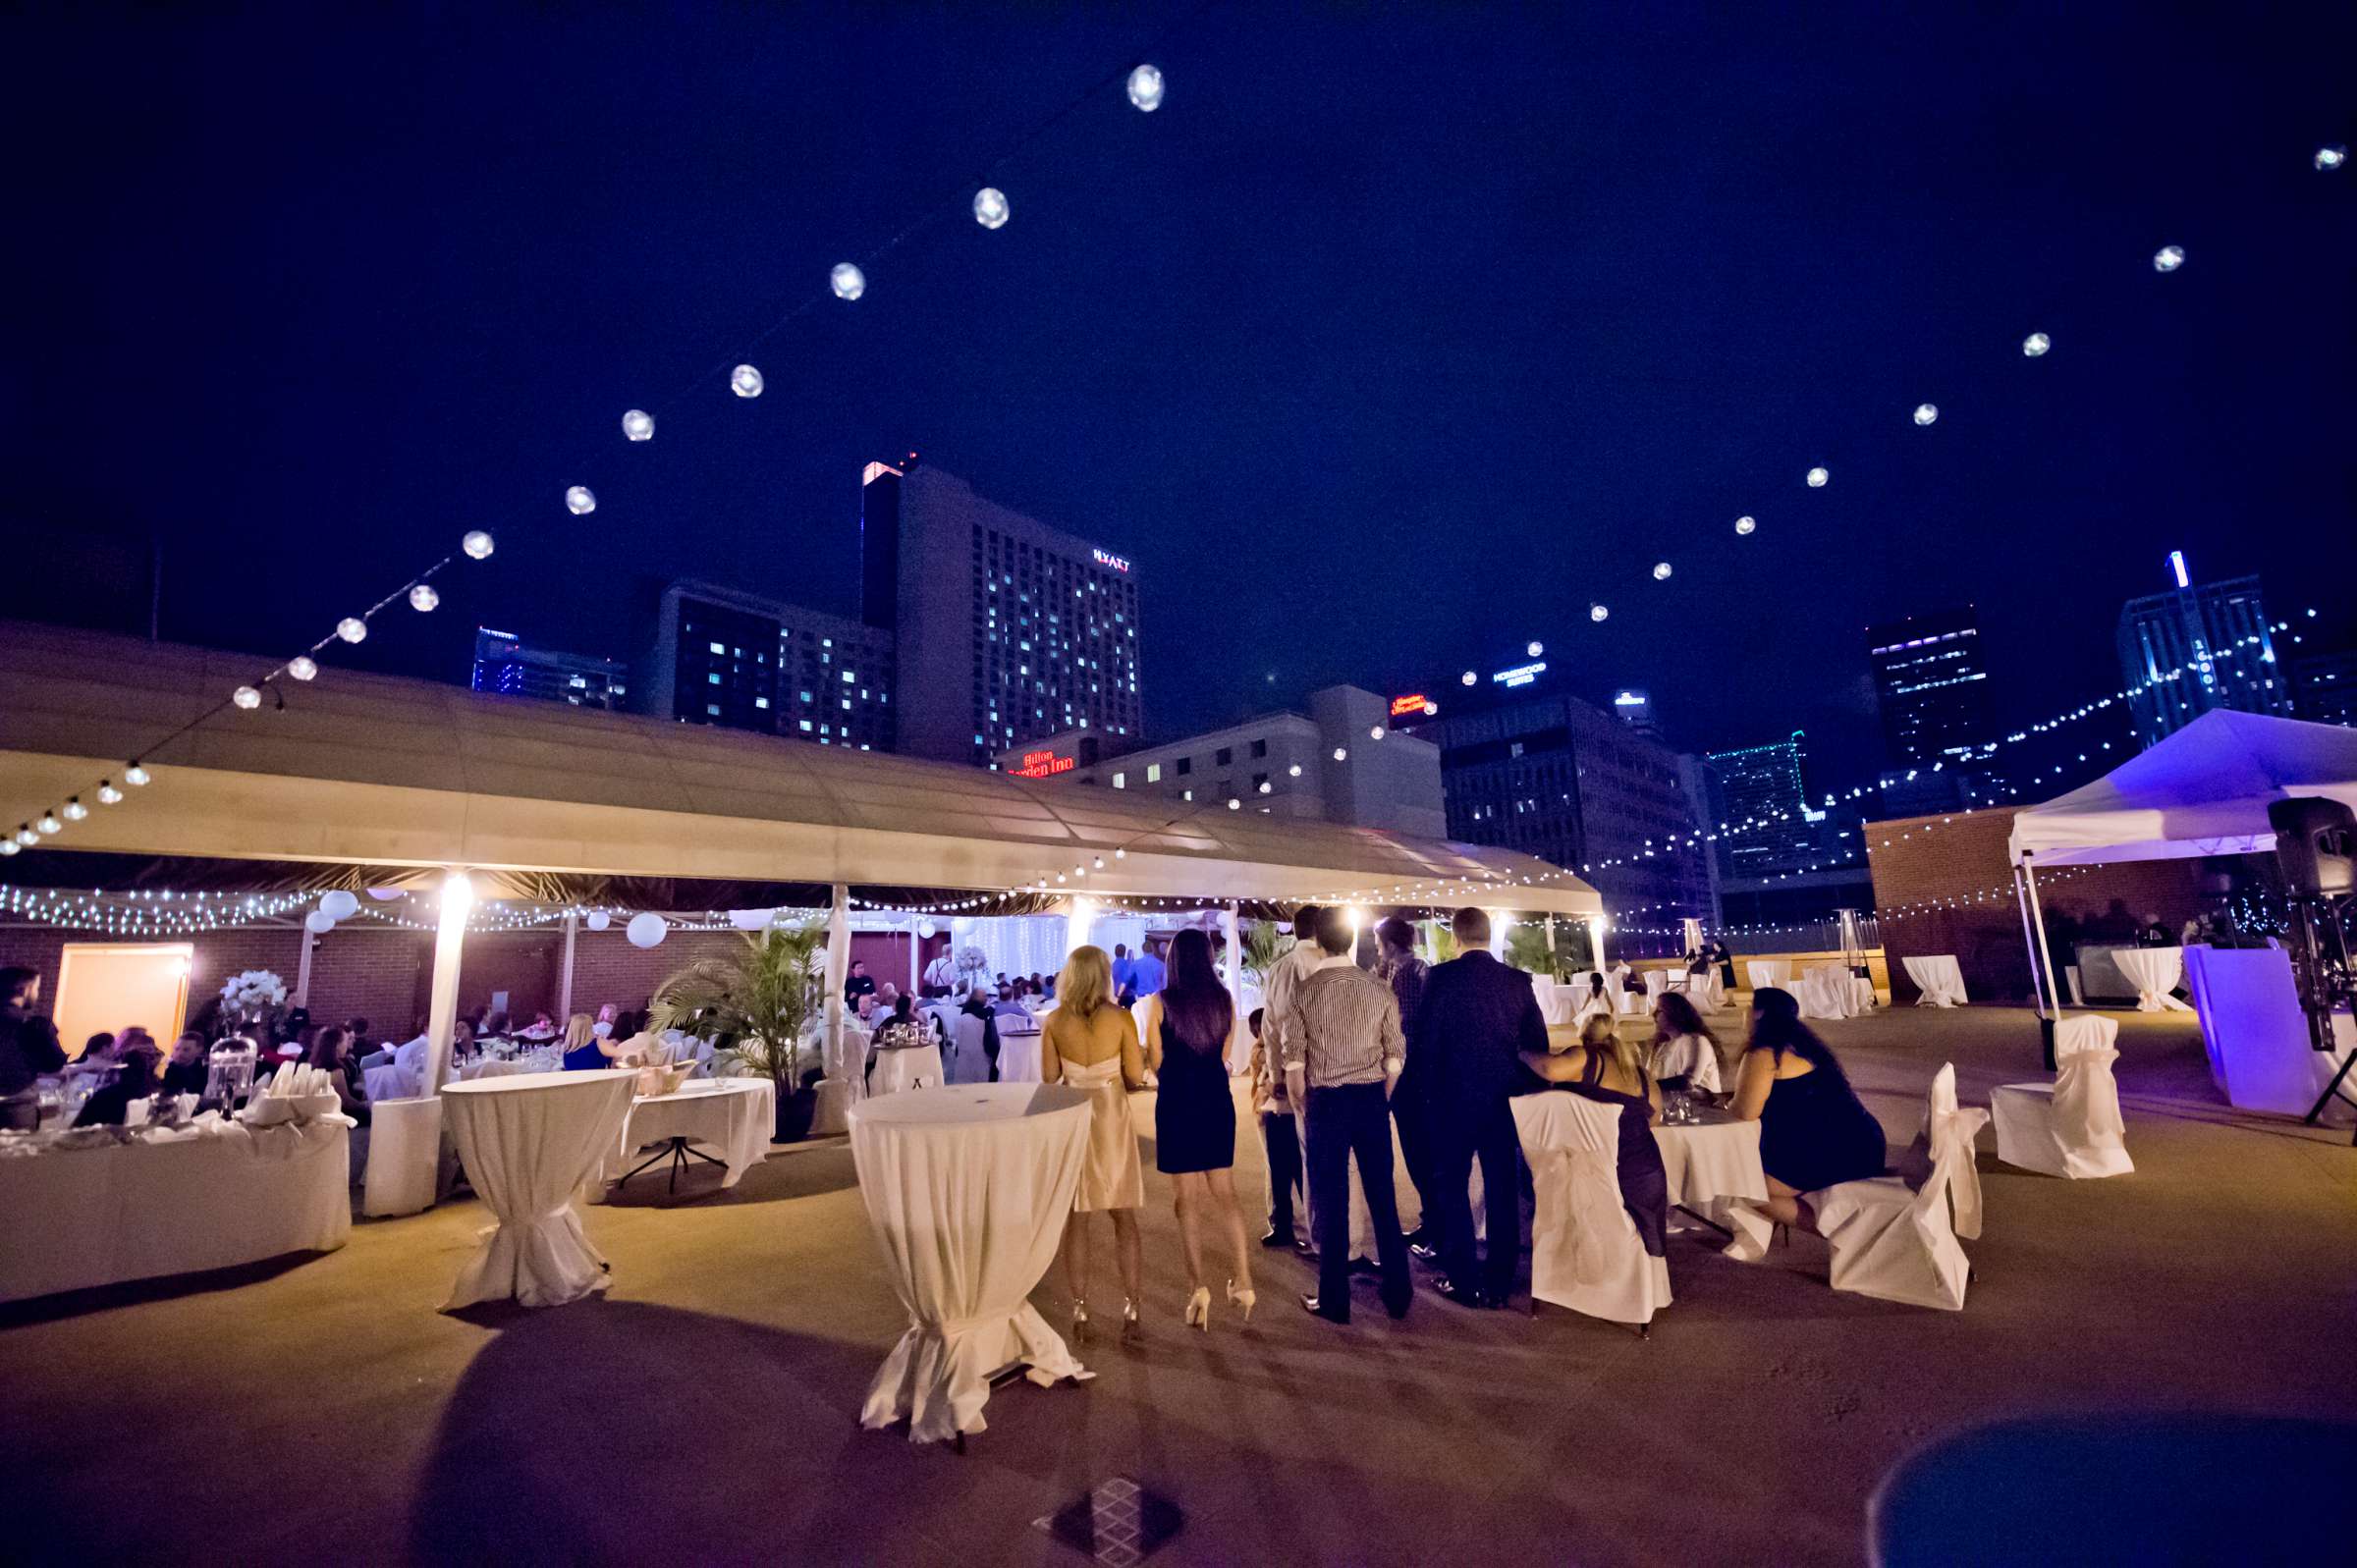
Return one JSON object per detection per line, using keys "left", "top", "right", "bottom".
{"left": 1866, "top": 807, "right": 2207, "bottom": 1002}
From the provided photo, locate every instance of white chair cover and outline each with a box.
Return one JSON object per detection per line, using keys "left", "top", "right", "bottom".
{"left": 1797, "top": 963, "right": 1859, "bottom": 1021}
{"left": 871, "top": 1044, "right": 945, "bottom": 1096}
{"left": 361, "top": 1094, "right": 443, "bottom": 1217}
{"left": 1689, "top": 970, "right": 1727, "bottom": 1011}
{"left": 995, "top": 1028, "right": 1043, "bottom": 1084}
{"left": 1807, "top": 1068, "right": 1973, "bottom": 1311}
{"left": 1902, "top": 954, "right": 1969, "bottom": 1007}
{"left": 1923, "top": 1062, "right": 1988, "bottom": 1240}
{"left": 851, "top": 1085, "right": 1095, "bottom": 1442}
{"left": 1747, "top": 959, "right": 1792, "bottom": 992}
{"left": 1992, "top": 1014, "right": 2134, "bottom": 1178}
{"left": 1510, "top": 1093, "right": 1672, "bottom": 1326}
{"left": 364, "top": 1062, "right": 418, "bottom": 1103}
{"left": 946, "top": 1015, "right": 990, "bottom": 1085}
{"left": 440, "top": 1072, "right": 635, "bottom": 1311}
{"left": 810, "top": 1077, "right": 851, "bottom": 1136}
{"left": 2112, "top": 946, "right": 2192, "bottom": 1011}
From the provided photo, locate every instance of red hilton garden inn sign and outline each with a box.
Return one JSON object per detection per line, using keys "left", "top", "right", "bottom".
{"left": 1009, "top": 749, "right": 1076, "bottom": 780}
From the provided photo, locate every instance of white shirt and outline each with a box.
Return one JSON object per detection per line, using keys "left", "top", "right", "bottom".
{"left": 1649, "top": 1032, "right": 1723, "bottom": 1095}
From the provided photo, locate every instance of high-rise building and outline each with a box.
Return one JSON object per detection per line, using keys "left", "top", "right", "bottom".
{"left": 2293, "top": 648, "right": 2357, "bottom": 729}
{"left": 2116, "top": 560, "right": 2289, "bottom": 747}
{"left": 471, "top": 628, "right": 628, "bottom": 710}
{"left": 862, "top": 461, "right": 1142, "bottom": 767}
{"left": 635, "top": 581, "right": 895, "bottom": 750}
{"left": 1867, "top": 608, "right": 1993, "bottom": 765}
{"left": 1706, "top": 733, "right": 1818, "bottom": 880}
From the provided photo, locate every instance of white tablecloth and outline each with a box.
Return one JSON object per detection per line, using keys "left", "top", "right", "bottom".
{"left": 594, "top": 1077, "right": 775, "bottom": 1195}
{"left": 1902, "top": 954, "right": 1968, "bottom": 1007}
{"left": 870, "top": 1044, "right": 946, "bottom": 1096}
{"left": 2113, "top": 946, "right": 2192, "bottom": 1011}
{"left": 995, "top": 1026, "right": 1043, "bottom": 1083}
{"left": 1654, "top": 1115, "right": 1768, "bottom": 1217}
{"left": 440, "top": 1070, "right": 635, "bottom": 1311}
{"left": 0, "top": 1117, "right": 351, "bottom": 1302}
{"left": 850, "top": 1084, "right": 1095, "bottom": 1443}
{"left": 1532, "top": 979, "right": 1580, "bottom": 1028}
{"left": 1798, "top": 962, "right": 1861, "bottom": 1020}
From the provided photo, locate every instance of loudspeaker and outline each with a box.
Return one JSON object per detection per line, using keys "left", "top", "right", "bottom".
{"left": 2268, "top": 796, "right": 2357, "bottom": 897}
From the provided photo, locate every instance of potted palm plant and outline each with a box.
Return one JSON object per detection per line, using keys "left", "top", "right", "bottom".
{"left": 649, "top": 922, "right": 829, "bottom": 1143}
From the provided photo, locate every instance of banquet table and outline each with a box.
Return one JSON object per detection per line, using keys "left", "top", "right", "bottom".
{"left": 1902, "top": 954, "right": 1969, "bottom": 1008}
{"left": 593, "top": 1077, "right": 775, "bottom": 1197}
{"left": 440, "top": 1070, "right": 635, "bottom": 1311}
{"left": 2113, "top": 946, "right": 2193, "bottom": 1012}
{"left": 1654, "top": 1112, "right": 1769, "bottom": 1229}
{"left": 1798, "top": 963, "right": 1862, "bottom": 1021}
{"left": 850, "top": 1084, "right": 1096, "bottom": 1444}
{"left": 870, "top": 1043, "right": 947, "bottom": 1096}
{"left": 0, "top": 1116, "right": 352, "bottom": 1303}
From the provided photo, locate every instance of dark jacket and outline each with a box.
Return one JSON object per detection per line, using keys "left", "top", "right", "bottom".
{"left": 1406, "top": 951, "right": 1550, "bottom": 1108}
{"left": 0, "top": 1011, "right": 68, "bottom": 1098}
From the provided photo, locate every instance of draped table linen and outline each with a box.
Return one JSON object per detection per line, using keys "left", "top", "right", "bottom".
{"left": 1746, "top": 959, "right": 1792, "bottom": 992}
{"left": 440, "top": 1070, "right": 635, "bottom": 1310}
{"left": 1798, "top": 962, "right": 1862, "bottom": 1021}
{"left": 1902, "top": 954, "right": 1969, "bottom": 1007}
{"left": 1654, "top": 1113, "right": 1768, "bottom": 1225}
{"left": 2112, "top": 946, "right": 2192, "bottom": 1012}
{"left": 592, "top": 1077, "right": 775, "bottom": 1195}
{"left": 870, "top": 1044, "right": 946, "bottom": 1096}
{"left": 0, "top": 1117, "right": 351, "bottom": 1303}
{"left": 850, "top": 1084, "right": 1095, "bottom": 1443}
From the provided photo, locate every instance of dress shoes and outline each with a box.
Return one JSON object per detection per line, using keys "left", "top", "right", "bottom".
{"left": 1407, "top": 1240, "right": 1442, "bottom": 1266}
{"left": 1299, "top": 1292, "right": 1348, "bottom": 1325}
{"left": 1260, "top": 1229, "right": 1296, "bottom": 1249}
{"left": 1347, "top": 1256, "right": 1381, "bottom": 1278}
{"left": 1432, "top": 1277, "right": 1490, "bottom": 1310}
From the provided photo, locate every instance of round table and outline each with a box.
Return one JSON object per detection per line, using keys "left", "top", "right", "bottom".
{"left": 440, "top": 1070, "right": 635, "bottom": 1311}
{"left": 850, "top": 1084, "right": 1095, "bottom": 1444}
{"left": 870, "top": 1043, "right": 946, "bottom": 1096}
{"left": 594, "top": 1077, "right": 776, "bottom": 1197}
{"left": 1655, "top": 1112, "right": 1768, "bottom": 1227}
{"left": 2112, "top": 946, "right": 2193, "bottom": 1012}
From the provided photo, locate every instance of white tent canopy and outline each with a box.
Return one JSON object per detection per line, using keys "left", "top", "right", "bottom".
{"left": 2007, "top": 710, "right": 2357, "bottom": 868}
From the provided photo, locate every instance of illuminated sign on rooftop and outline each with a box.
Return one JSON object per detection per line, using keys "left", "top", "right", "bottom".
{"left": 1092, "top": 548, "right": 1131, "bottom": 573}
{"left": 1491, "top": 661, "right": 1547, "bottom": 688}
{"left": 1614, "top": 690, "right": 1646, "bottom": 707}
{"left": 1008, "top": 748, "right": 1076, "bottom": 780}
{"left": 1390, "top": 693, "right": 1434, "bottom": 718}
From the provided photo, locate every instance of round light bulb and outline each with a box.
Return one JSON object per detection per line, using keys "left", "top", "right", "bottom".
{"left": 2022, "top": 332, "right": 2051, "bottom": 357}
{"left": 1652, "top": 561, "right": 1673, "bottom": 580}
{"left": 0, "top": 841, "right": 17, "bottom": 858}
{"left": 1913, "top": 404, "right": 1939, "bottom": 426}
{"left": 1258, "top": 781, "right": 1273, "bottom": 794}
{"left": 1226, "top": 798, "right": 1240, "bottom": 811}
{"left": 37, "top": 813, "right": 61, "bottom": 835}
{"left": 1526, "top": 641, "right": 1544, "bottom": 658}
{"left": 287, "top": 656, "right": 317, "bottom": 681}
{"left": 409, "top": 584, "right": 440, "bottom": 613}
{"left": 1114, "top": 848, "right": 1125, "bottom": 859}
{"left": 1288, "top": 763, "right": 1302, "bottom": 777}
{"left": 14, "top": 826, "right": 35, "bottom": 846}
{"left": 831, "top": 262, "right": 865, "bottom": 300}
{"left": 97, "top": 783, "right": 123, "bottom": 805}
{"left": 336, "top": 617, "right": 367, "bottom": 643}
{"left": 233, "top": 684, "right": 262, "bottom": 710}
{"left": 462, "top": 529, "right": 495, "bottom": 560}
{"left": 1332, "top": 747, "right": 1348, "bottom": 762}
{"left": 125, "top": 763, "right": 150, "bottom": 786}
{"left": 1460, "top": 670, "right": 1478, "bottom": 686}
{"left": 1734, "top": 515, "right": 1757, "bottom": 535}
{"left": 62, "top": 798, "right": 86, "bottom": 821}
{"left": 730, "top": 364, "right": 764, "bottom": 399}
{"left": 1590, "top": 603, "right": 1611, "bottom": 622}
{"left": 973, "top": 188, "right": 1010, "bottom": 229}
{"left": 2318, "top": 145, "right": 2348, "bottom": 172}
{"left": 622, "top": 409, "right": 654, "bottom": 442}
{"left": 1806, "top": 466, "right": 1830, "bottom": 488}
{"left": 1127, "top": 63, "right": 1165, "bottom": 112}
{"left": 566, "top": 485, "right": 596, "bottom": 515}
{"left": 1424, "top": 701, "right": 1439, "bottom": 716}
{"left": 2153, "top": 244, "right": 2185, "bottom": 273}
{"left": 1371, "top": 726, "right": 1387, "bottom": 740}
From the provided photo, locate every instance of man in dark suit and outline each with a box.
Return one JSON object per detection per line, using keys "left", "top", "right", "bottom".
{"left": 1407, "top": 906, "right": 1549, "bottom": 1309}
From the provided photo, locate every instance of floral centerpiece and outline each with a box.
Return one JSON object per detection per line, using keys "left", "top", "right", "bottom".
{"left": 219, "top": 969, "right": 289, "bottom": 1039}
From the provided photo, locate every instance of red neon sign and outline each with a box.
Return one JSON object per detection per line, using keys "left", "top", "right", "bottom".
{"left": 1010, "top": 749, "right": 1076, "bottom": 779}
{"left": 1390, "top": 693, "right": 1433, "bottom": 718}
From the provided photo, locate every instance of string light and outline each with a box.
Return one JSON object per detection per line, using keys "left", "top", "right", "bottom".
{"left": 2153, "top": 244, "right": 2185, "bottom": 273}
{"left": 2318, "top": 146, "right": 2347, "bottom": 172}
{"left": 336, "top": 618, "right": 367, "bottom": 643}
{"left": 1734, "top": 515, "right": 1756, "bottom": 535}
{"left": 1590, "top": 603, "right": 1610, "bottom": 622}
{"left": 729, "top": 366, "right": 764, "bottom": 399}
{"left": 1126, "top": 63, "right": 1165, "bottom": 112}
{"left": 1652, "top": 562, "right": 1672, "bottom": 581}
{"left": 831, "top": 262, "right": 866, "bottom": 300}
{"left": 1806, "top": 466, "right": 1830, "bottom": 488}
{"left": 288, "top": 656, "right": 317, "bottom": 681}
{"left": 622, "top": 409, "right": 654, "bottom": 442}
{"left": 233, "top": 685, "right": 261, "bottom": 710}
{"left": 463, "top": 529, "right": 496, "bottom": 559}
{"left": 566, "top": 486, "right": 597, "bottom": 515}
{"left": 2022, "top": 332, "right": 2051, "bottom": 356}
{"left": 1913, "top": 404, "right": 1939, "bottom": 426}
{"left": 408, "top": 584, "right": 439, "bottom": 613}
{"left": 973, "top": 188, "right": 1010, "bottom": 229}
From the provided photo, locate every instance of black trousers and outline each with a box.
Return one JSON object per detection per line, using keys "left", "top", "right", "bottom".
{"left": 1304, "top": 1082, "right": 1410, "bottom": 1318}
{"left": 1429, "top": 1094, "right": 1523, "bottom": 1302}
{"left": 1260, "top": 1109, "right": 1302, "bottom": 1238}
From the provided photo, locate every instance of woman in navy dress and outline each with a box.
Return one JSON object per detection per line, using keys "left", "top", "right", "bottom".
{"left": 1730, "top": 988, "right": 1887, "bottom": 1231}
{"left": 1520, "top": 1015, "right": 1669, "bottom": 1257}
{"left": 1141, "top": 928, "right": 1253, "bottom": 1329}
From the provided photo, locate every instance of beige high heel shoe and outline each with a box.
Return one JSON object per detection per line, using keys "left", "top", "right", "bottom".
{"left": 1071, "top": 1300, "right": 1090, "bottom": 1343}
{"left": 1226, "top": 1279, "right": 1256, "bottom": 1325}
{"left": 1121, "top": 1297, "right": 1142, "bottom": 1341}
{"left": 1182, "top": 1286, "right": 1210, "bottom": 1331}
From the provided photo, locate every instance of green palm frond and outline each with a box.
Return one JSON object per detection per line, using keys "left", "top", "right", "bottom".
{"left": 1240, "top": 920, "right": 1286, "bottom": 985}
{"left": 1505, "top": 921, "right": 1558, "bottom": 977}
{"left": 649, "top": 922, "right": 827, "bottom": 1088}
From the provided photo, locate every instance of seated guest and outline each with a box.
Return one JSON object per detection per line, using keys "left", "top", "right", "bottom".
{"left": 852, "top": 993, "right": 880, "bottom": 1030}
{"left": 66, "top": 1030, "right": 118, "bottom": 1083}
{"left": 1728, "top": 988, "right": 1887, "bottom": 1235}
{"left": 1519, "top": 1015, "right": 1667, "bottom": 1259}
{"left": 562, "top": 1011, "right": 627, "bottom": 1070}
{"left": 1571, "top": 971, "right": 1614, "bottom": 1026}
{"left": 1648, "top": 992, "right": 1724, "bottom": 1096}
{"left": 307, "top": 1027, "right": 371, "bottom": 1125}
{"left": 160, "top": 1031, "right": 210, "bottom": 1097}
{"left": 873, "top": 996, "right": 928, "bottom": 1050}
{"left": 346, "top": 1016, "right": 372, "bottom": 1057}
{"left": 875, "top": 982, "right": 902, "bottom": 1016}
{"left": 74, "top": 1040, "right": 162, "bottom": 1127}
{"left": 959, "top": 993, "right": 1003, "bottom": 1081}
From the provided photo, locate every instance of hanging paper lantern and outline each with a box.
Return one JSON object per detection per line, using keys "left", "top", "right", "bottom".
{"left": 463, "top": 530, "right": 495, "bottom": 560}
{"left": 1734, "top": 515, "right": 1757, "bottom": 535}
{"left": 730, "top": 364, "right": 764, "bottom": 399}
{"left": 2022, "top": 332, "right": 2051, "bottom": 356}
{"left": 2152, "top": 244, "right": 2185, "bottom": 272}
{"left": 626, "top": 912, "right": 667, "bottom": 948}
{"left": 831, "top": 262, "right": 865, "bottom": 300}
{"left": 233, "top": 684, "right": 262, "bottom": 710}
{"left": 304, "top": 909, "right": 336, "bottom": 935}
{"left": 409, "top": 584, "right": 440, "bottom": 613}
{"left": 288, "top": 656, "right": 317, "bottom": 681}
{"left": 917, "top": 918, "right": 937, "bottom": 940}
{"left": 973, "top": 188, "right": 1010, "bottom": 229}
{"left": 1590, "top": 603, "right": 1610, "bottom": 622}
{"left": 1913, "top": 404, "right": 1939, "bottom": 426}
{"left": 585, "top": 910, "right": 611, "bottom": 932}
{"left": 321, "top": 890, "right": 359, "bottom": 921}
{"left": 566, "top": 485, "right": 596, "bottom": 515}
{"left": 2319, "top": 146, "right": 2347, "bottom": 171}
{"left": 336, "top": 618, "right": 367, "bottom": 643}
{"left": 366, "top": 887, "right": 402, "bottom": 900}
{"left": 1652, "top": 562, "right": 1673, "bottom": 580}
{"left": 1127, "top": 64, "right": 1164, "bottom": 112}
{"left": 1806, "top": 466, "right": 1829, "bottom": 488}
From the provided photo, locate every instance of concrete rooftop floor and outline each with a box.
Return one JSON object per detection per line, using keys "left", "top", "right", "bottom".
{"left": 3, "top": 1004, "right": 2353, "bottom": 1566}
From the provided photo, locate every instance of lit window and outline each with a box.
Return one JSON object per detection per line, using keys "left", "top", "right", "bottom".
{"left": 1113, "top": 772, "right": 1126, "bottom": 788}
{"left": 706, "top": 703, "right": 721, "bottom": 717}
{"left": 708, "top": 641, "right": 726, "bottom": 655}
{"left": 799, "top": 720, "right": 813, "bottom": 731}
{"left": 1146, "top": 763, "right": 1160, "bottom": 782}
{"left": 754, "top": 697, "right": 769, "bottom": 710}
{"left": 708, "top": 673, "right": 722, "bottom": 684}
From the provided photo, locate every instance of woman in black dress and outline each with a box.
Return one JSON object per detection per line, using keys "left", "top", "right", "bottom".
{"left": 1729, "top": 988, "right": 1886, "bottom": 1232}
{"left": 1141, "top": 928, "right": 1253, "bottom": 1329}
{"left": 1520, "top": 1015, "right": 1669, "bottom": 1257}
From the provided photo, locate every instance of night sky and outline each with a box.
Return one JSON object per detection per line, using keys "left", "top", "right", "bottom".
{"left": 9, "top": 3, "right": 2353, "bottom": 795}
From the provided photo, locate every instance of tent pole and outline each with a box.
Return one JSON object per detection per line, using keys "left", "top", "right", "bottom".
{"left": 824, "top": 884, "right": 850, "bottom": 1085}
{"left": 2020, "top": 858, "right": 2063, "bottom": 1071}
{"left": 293, "top": 926, "right": 317, "bottom": 1009}
{"left": 555, "top": 911, "right": 577, "bottom": 1023}
{"left": 426, "top": 872, "right": 471, "bottom": 1100}
{"left": 1223, "top": 900, "right": 1243, "bottom": 1071}
{"left": 906, "top": 910, "right": 919, "bottom": 998}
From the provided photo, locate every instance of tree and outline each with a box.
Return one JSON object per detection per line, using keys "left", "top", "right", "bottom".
{"left": 648, "top": 923, "right": 827, "bottom": 1093}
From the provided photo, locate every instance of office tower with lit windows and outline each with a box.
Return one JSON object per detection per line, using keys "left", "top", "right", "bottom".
{"left": 2115, "top": 556, "right": 2288, "bottom": 747}
{"left": 1706, "top": 733, "right": 1818, "bottom": 879}
{"left": 861, "top": 460, "right": 1143, "bottom": 767}
{"left": 637, "top": 580, "right": 895, "bottom": 750}
{"left": 471, "top": 628, "right": 629, "bottom": 710}
{"left": 1867, "top": 608, "right": 1994, "bottom": 765}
